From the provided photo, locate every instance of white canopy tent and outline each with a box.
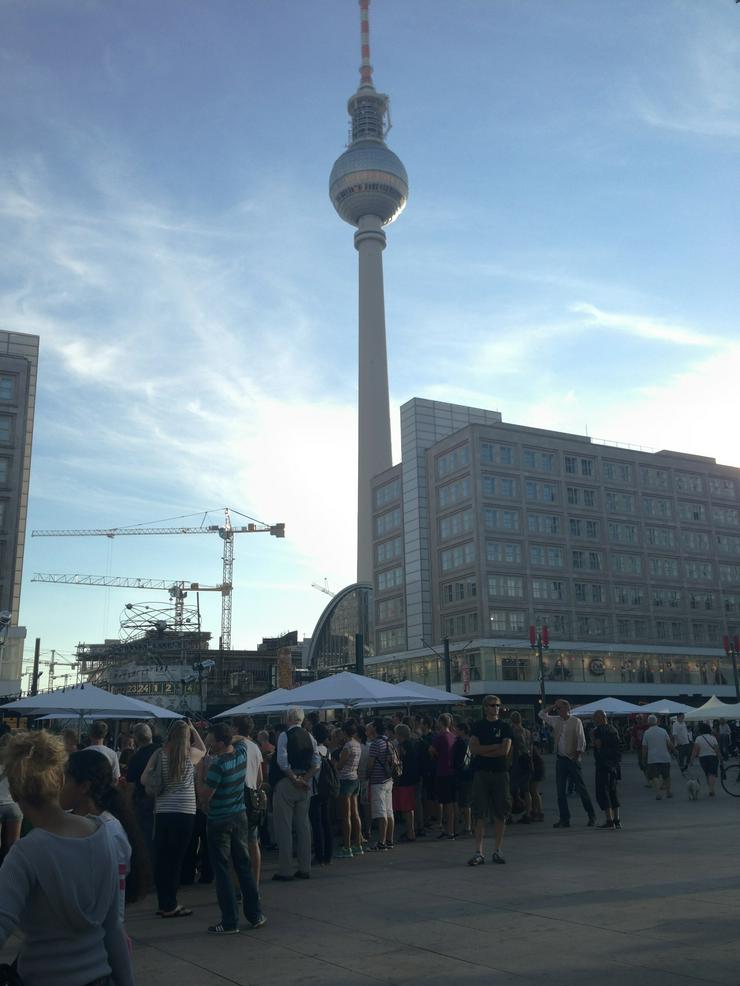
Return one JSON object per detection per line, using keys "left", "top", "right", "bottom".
{"left": 214, "top": 688, "right": 293, "bottom": 719}
{"left": 684, "top": 695, "right": 740, "bottom": 722}
{"left": 571, "top": 697, "right": 643, "bottom": 717}
{"left": 636, "top": 699, "right": 696, "bottom": 716}
{"left": 373, "top": 680, "right": 471, "bottom": 707}
{"left": 217, "top": 672, "right": 433, "bottom": 717}
{"left": 0, "top": 683, "right": 182, "bottom": 720}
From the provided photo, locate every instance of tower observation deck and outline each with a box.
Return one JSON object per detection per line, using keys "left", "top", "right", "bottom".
{"left": 330, "top": 0, "right": 408, "bottom": 585}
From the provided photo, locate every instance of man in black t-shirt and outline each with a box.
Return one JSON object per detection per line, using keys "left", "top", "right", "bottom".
{"left": 467, "top": 695, "right": 512, "bottom": 867}
{"left": 591, "top": 710, "right": 621, "bottom": 829}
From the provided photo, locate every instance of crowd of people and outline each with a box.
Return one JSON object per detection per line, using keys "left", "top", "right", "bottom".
{"left": 0, "top": 698, "right": 734, "bottom": 983}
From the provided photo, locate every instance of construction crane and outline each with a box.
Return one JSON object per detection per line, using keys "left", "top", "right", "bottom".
{"left": 32, "top": 508, "right": 286, "bottom": 650}
{"left": 32, "top": 574, "right": 228, "bottom": 631}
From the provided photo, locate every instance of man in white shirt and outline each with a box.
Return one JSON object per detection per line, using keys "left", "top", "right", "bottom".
{"left": 642, "top": 715, "right": 674, "bottom": 800}
{"left": 671, "top": 713, "right": 692, "bottom": 771}
{"left": 539, "top": 700, "right": 595, "bottom": 828}
{"left": 86, "top": 721, "right": 121, "bottom": 784}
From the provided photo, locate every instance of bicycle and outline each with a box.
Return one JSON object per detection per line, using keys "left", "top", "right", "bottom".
{"left": 720, "top": 758, "right": 740, "bottom": 797}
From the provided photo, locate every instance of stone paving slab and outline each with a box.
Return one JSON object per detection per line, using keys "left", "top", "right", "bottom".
{"left": 2, "top": 753, "right": 738, "bottom": 984}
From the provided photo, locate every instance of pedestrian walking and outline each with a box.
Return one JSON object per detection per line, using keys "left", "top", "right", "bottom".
{"left": 642, "top": 715, "right": 675, "bottom": 800}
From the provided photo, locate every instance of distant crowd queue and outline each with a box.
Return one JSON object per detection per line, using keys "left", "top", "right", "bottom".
{"left": 0, "top": 700, "right": 735, "bottom": 984}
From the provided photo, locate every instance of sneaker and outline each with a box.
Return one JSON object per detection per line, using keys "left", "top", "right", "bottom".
{"left": 334, "top": 847, "right": 353, "bottom": 859}
{"left": 208, "top": 924, "right": 239, "bottom": 935}
{"left": 366, "top": 842, "right": 387, "bottom": 852}
{"left": 552, "top": 820, "right": 570, "bottom": 829}
{"left": 491, "top": 851, "right": 506, "bottom": 865}
{"left": 613, "top": 819, "right": 622, "bottom": 829}
{"left": 250, "top": 915, "right": 267, "bottom": 930}
{"left": 467, "top": 852, "right": 485, "bottom": 866}
{"left": 385, "top": 842, "right": 395, "bottom": 849}
{"left": 350, "top": 845, "right": 364, "bottom": 856}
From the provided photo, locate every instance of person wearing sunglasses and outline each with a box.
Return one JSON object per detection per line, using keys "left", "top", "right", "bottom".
{"left": 467, "top": 696, "right": 512, "bottom": 866}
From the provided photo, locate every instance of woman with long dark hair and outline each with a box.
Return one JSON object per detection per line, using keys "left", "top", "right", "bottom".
{"left": 61, "top": 749, "right": 150, "bottom": 920}
{"left": 0, "top": 731, "right": 134, "bottom": 986}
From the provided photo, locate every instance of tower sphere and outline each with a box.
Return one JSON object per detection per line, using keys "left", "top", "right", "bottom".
{"left": 330, "top": 140, "right": 408, "bottom": 227}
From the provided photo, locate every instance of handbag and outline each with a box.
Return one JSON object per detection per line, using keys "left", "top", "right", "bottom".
{"left": 245, "top": 786, "right": 267, "bottom": 825}
{"left": 142, "top": 749, "right": 166, "bottom": 799}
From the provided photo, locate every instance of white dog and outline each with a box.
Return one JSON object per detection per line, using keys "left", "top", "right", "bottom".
{"left": 683, "top": 770, "right": 701, "bottom": 800}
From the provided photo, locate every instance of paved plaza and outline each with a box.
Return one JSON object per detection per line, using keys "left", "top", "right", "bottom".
{"left": 4, "top": 752, "right": 739, "bottom": 985}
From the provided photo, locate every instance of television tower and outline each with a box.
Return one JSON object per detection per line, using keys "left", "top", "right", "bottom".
{"left": 330, "top": 0, "right": 408, "bottom": 585}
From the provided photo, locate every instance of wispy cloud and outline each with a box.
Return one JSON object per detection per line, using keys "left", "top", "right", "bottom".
{"left": 570, "top": 302, "right": 720, "bottom": 348}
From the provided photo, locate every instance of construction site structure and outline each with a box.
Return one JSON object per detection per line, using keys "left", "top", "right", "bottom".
{"left": 32, "top": 508, "right": 286, "bottom": 650}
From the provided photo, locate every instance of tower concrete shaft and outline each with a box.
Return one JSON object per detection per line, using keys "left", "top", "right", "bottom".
{"left": 355, "top": 215, "right": 391, "bottom": 583}
{"left": 329, "top": 0, "right": 408, "bottom": 585}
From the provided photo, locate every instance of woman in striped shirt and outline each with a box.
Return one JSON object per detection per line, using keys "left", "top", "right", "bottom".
{"left": 334, "top": 721, "right": 363, "bottom": 859}
{"left": 143, "top": 719, "right": 205, "bottom": 918}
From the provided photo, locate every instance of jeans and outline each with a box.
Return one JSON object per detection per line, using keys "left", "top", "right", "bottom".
{"left": 555, "top": 756, "right": 595, "bottom": 823}
{"left": 309, "top": 795, "right": 333, "bottom": 864}
{"left": 154, "top": 812, "right": 195, "bottom": 912}
{"left": 594, "top": 765, "right": 620, "bottom": 812}
{"left": 207, "top": 811, "right": 262, "bottom": 929}
{"left": 273, "top": 777, "right": 312, "bottom": 877}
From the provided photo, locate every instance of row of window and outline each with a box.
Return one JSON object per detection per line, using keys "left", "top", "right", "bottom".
{"left": 486, "top": 576, "right": 740, "bottom": 611}
{"left": 486, "top": 609, "right": 730, "bottom": 643}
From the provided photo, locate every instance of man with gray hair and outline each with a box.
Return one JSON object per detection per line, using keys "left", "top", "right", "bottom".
{"left": 272, "top": 707, "right": 320, "bottom": 882}
{"left": 539, "top": 699, "right": 596, "bottom": 828}
{"left": 642, "top": 714, "right": 675, "bottom": 800}
{"left": 125, "top": 722, "right": 157, "bottom": 866}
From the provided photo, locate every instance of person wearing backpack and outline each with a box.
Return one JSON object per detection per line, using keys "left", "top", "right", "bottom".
{"left": 334, "top": 721, "right": 363, "bottom": 860}
{"left": 366, "top": 718, "right": 398, "bottom": 851}
{"left": 309, "top": 724, "right": 336, "bottom": 866}
{"left": 271, "top": 707, "right": 321, "bottom": 882}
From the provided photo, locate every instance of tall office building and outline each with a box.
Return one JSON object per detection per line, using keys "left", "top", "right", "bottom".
{"left": 330, "top": 0, "right": 408, "bottom": 585}
{"left": 0, "top": 331, "right": 39, "bottom": 697}
{"left": 369, "top": 398, "right": 740, "bottom": 706}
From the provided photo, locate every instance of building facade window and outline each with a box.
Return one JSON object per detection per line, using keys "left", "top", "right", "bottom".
{"left": 0, "top": 417, "right": 11, "bottom": 444}
{"left": 675, "top": 472, "right": 703, "bottom": 494}
{"left": 484, "top": 508, "right": 520, "bottom": 531}
{"left": 377, "top": 596, "right": 404, "bottom": 622}
{"left": 575, "top": 615, "right": 607, "bottom": 637}
{"left": 652, "top": 589, "right": 681, "bottom": 609}
{"left": 486, "top": 541, "right": 522, "bottom": 564}
{"left": 708, "top": 477, "right": 736, "bottom": 499}
{"left": 442, "top": 578, "right": 477, "bottom": 604}
{"left": 376, "top": 537, "right": 402, "bottom": 564}
{"left": 488, "top": 575, "right": 524, "bottom": 599}
{"left": 436, "top": 443, "right": 470, "bottom": 478}
{"left": 0, "top": 459, "right": 9, "bottom": 485}
{"left": 720, "top": 564, "right": 740, "bottom": 583}
{"left": 572, "top": 550, "right": 602, "bottom": 571}
{"left": 569, "top": 518, "right": 600, "bottom": 539}
{"left": 613, "top": 584, "right": 644, "bottom": 606}
{"left": 643, "top": 496, "right": 673, "bottom": 519}
{"left": 716, "top": 534, "right": 740, "bottom": 556}
{"left": 603, "top": 461, "right": 633, "bottom": 483}
{"left": 378, "top": 627, "right": 406, "bottom": 651}
{"left": 611, "top": 553, "right": 643, "bottom": 576}
{"left": 0, "top": 377, "right": 14, "bottom": 402}
{"left": 480, "top": 441, "right": 514, "bottom": 466}
{"left": 566, "top": 486, "right": 598, "bottom": 508}
{"left": 529, "top": 545, "right": 564, "bottom": 568}
{"left": 442, "top": 611, "right": 479, "bottom": 638}
{"left": 606, "top": 491, "right": 635, "bottom": 513}
{"left": 525, "top": 480, "right": 559, "bottom": 503}
{"left": 689, "top": 591, "right": 715, "bottom": 611}
{"left": 439, "top": 508, "right": 473, "bottom": 541}
{"left": 608, "top": 521, "right": 639, "bottom": 544}
{"left": 488, "top": 610, "right": 526, "bottom": 633}
{"left": 681, "top": 530, "right": 710, "bottom": 552}
{"left": 712, "top": 506, "right": 739, "bottom": 527}
{"left": 522, "top": 449, "right": 555, "bottom": 472}
{"left": 677, "top": 501, "right": 706, "bottom": 523}
{"left": 527, "top": 513, "right": 561, "bottom": 535}
{"left": 482, "top": 475, "right": 518, "bottom": 497}
{"left": 377, "top": 566, "right": 404, "bottom": 591}
{"left": 440, "top": 542, "right": 476, "bottom": 572}
{"left": 574, "top": 582, "right": 604, "bottom": 604}
{"left": 645, "top": 527, "right": 675, "bottom": 548}
{"left": 531, "top": 579, "right": 566, "bottom": 601}
{"left": 438, "top": 477, "right": 471, "bottom": 508}
{"left": 375, "top": 478, "right": 400, "bottom": 507}
{"left": 641, "top": 467, "right": 670, "bottom": 490}
{"left": 649, "top": 557, "right": 679, "bottom": 578}
{"left": 535, "top": 612, "right": 570, "bottom": 637}
{"left": 685, "top": 560, "right": 714, "bottom": 582}
{"left": 375, "top": 507, "right": 401, "bottom": 537}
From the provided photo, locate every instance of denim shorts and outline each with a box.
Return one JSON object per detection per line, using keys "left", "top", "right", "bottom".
{"left": 339, "top": 778, "right": 359, "bottom": 797}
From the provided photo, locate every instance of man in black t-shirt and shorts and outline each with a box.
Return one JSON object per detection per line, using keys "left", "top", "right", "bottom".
{"left": 468, "top": 695, "right": 513, "bottom": 866}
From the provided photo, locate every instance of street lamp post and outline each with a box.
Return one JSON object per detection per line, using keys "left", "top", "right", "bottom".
{"left": 722, "top": 633, "right": 740, "bottom": 702}
{"left": 529, "top": 623, "right": 549, "bottom": 712}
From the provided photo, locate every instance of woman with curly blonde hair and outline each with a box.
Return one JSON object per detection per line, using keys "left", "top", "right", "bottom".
{"left": 0, "top": 730, "right": 134, "bottom": 986}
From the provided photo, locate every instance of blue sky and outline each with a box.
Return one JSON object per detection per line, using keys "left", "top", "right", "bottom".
{"left": 2, "top": 0, "right": 738, "bottom": 682}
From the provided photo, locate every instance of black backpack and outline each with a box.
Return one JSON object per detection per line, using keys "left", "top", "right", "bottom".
{"left": 317, "top": 753, "right": 340, "bottom": 800}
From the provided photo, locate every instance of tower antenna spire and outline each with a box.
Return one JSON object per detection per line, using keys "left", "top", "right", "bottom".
{"left": 359, "top": 0, "right": 374, "bottom": 90}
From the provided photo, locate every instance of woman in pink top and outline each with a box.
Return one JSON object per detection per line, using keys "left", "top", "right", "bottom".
{"left": 334, "top": 721, "right": 363, "bottom": 859}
